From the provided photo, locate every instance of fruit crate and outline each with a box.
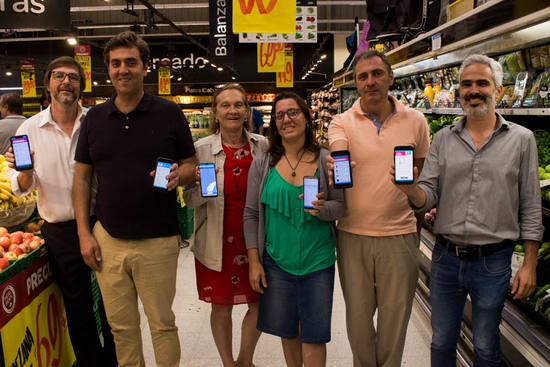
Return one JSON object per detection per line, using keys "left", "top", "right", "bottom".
{"left": 0, "top": 244, "right": 45, "bottom": 284}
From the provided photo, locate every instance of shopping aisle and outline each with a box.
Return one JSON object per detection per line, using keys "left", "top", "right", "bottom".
{"left": 138, "top": 246, "right": 431, "bottom": 366}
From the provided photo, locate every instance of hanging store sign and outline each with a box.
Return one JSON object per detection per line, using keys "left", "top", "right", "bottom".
{"left": 276, "top": 51, "right": 293, "bottom": 88}
{"left": 233, "top": 0, "right": 295, "bottom": 34}
{"left": 257, "top": 42, "right": 285, "bottom": 73}
{"left": 239, "top": 6, "right": 317, "bottom": 43}
{"left": 158, "top": 60, "right": 171, "bottom": 95}
{"left": 74, "top": 45, "right": 92, "bottom": 93}
{"left": 209, "top": 0, "right": 234, "bottom": 64}
{"left": 0, "top": 0, "right": 70, "bottom": 30}
{"left": 19, "top": 59, "right": 36, "bottom": 98}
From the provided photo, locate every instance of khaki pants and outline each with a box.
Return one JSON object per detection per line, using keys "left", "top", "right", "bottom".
{"left": 93, "top": 221, "right": 181, "bottom": 367}
{"left": 337, "top": 231, "right": 419, "bottom": 367}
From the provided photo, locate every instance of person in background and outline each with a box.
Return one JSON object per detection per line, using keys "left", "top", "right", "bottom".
{"left": 245, "top": 92, "right": 345, "bottom": 367}
{"left": 327, "top": 49, "right": 430, "bottom": 367}
{"left": 73, "top": 31, "right": 196, "bottom": 367}
{"left": 6, "top": 56, "right": 117, "bottom": 367}
{"left": 0, "top": 93, "right": 26, "bottom": 154}
{"left": 394, "top": 54, "right": 543, "bottom": 366}
{"left": 183, "top": 84, "right": 268, "bottom": 367}
{"left": 251, "top": 107, "right": 264, "bottom": 135}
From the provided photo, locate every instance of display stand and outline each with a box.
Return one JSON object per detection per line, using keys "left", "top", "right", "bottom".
{"left": 0, "top": 247, "right": 77, "bottom": 367}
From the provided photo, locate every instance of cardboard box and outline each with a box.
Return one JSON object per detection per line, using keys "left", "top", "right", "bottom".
{"left": 448, "top": 0, "right": 474, "bottom": 21}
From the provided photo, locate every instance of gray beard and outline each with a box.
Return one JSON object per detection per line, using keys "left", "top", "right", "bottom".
{"left": 463, "top": 93, "right": 496, "bottom": 119}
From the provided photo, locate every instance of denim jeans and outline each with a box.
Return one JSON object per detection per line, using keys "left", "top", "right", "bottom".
{"left": 430, "top": 242, "right": 513, "bottom": 367}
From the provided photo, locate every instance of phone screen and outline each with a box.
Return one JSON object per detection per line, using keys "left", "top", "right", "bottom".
{"left": 200, "top": 163, "right": 218, "bottom": 197}
{"left": 394, "top": 148, "right": 414, "bottom": 183}
{"left": 153, "top": 160, "right": 172, "bottom": 189}
{"left": 11, "top": 135, "right": 32, "bottom": 170}
{"left": 303, "top": 177, "right": 319, "bottom": 209}
{"left": 333, "top": 154, "right": 352, "bottom": 186}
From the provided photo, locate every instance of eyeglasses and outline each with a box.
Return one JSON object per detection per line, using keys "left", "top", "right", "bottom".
{"left": 274, "top": 108, "right": 301, "bottom": 121}
{"left": 51, "top": 71, "right": 80, "bottom": 83}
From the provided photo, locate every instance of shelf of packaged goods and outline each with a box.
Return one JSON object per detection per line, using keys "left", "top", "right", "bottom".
{"left": 419, "top": 227, "right": 550, "bottom": 365}
{"left": 419, "top": 108, "right": 550, "bottom": 116}
{"left": 389, "top": 1, "right": 550, "bottom": 78}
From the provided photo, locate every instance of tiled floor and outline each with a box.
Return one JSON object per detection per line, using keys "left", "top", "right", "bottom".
{"left": 139, "top": 246, "right": 431, "bottom": 366}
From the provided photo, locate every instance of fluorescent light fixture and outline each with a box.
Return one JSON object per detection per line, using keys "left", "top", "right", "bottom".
{"left": 231, "top": 76, "right": 236, "bottom": 80}
{"left": 170, "top": 75, "right": 174, "bottom": 79}
{"left": 217, "top": 67, "right": 223, "bottom": 71}
{"left": 67, "top": 37, "right": 77, "bottom": 46}
{"left": 0, "top": 87, "right": 22, "bottom": 91}
{"left": 106, "top": 79, "right": 111, "bottom": 83}
{"left": 93, "top": 81, "right": 98, "bottom": 86}
{"left": 177, "top": 77, "right": 182, "bottom": 81}
{"left": 5, "top": 71, "right": 12, "bottom": 76}
{"left": 321, "top": 54, "right": 327, "bottom": 59}
{"left": 211, "top": 63, "right": 217, "bottom": 68}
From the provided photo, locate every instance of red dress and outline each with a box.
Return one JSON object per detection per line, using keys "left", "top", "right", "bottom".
{"left": 195, "top": 143, "right": 258, "bottom": 305}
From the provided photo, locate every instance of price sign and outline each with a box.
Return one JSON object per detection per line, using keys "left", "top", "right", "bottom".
{"left": 276, "top": 51, "right": 293, "bottom": 88}
{"left": 257, "top": 42, "right": 285, "bottom": 72}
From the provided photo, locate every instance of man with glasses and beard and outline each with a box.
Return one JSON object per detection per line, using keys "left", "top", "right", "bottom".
{"left": 6, "top": 56, "right": 117, "bottom": 367}
{"left": 394, "top": 54, "right": 543, "bottom": 366}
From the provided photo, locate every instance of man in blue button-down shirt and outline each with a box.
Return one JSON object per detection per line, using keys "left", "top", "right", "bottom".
{"left": 393, "top": 54, "right": 543, "bottom": 367}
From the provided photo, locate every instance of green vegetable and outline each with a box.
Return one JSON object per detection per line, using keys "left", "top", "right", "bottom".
{"left": 544, "top": 253, "right": 550, "bottom": 261}
{"left": 531, "top": 284, "right": 550, "bottom": 302}
{"left": 534, "top": 130, "right": 550, "bottom": 166}
{"left": 514, "top": 244, "right": 525, "bottom": 253}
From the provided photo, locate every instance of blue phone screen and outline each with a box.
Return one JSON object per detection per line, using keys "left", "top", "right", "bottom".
{"left": 200, "top": 163, "right": 218, "bottom": 197}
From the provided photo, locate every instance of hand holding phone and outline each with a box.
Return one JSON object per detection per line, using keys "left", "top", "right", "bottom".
{"left": 153, "top": 158, "right": 173, "bottom": 190}
{"left": 331, "top": 150, "right": 353, "bottom": 188}
{"left": 10, "top": 135, "right": 33, "bottom": 171}
{"left": 394, "top": 146, "right": 414, "bottom": 184}
{"left": 199, "top": 163, "right": 218, "bottom": 197}
{"left": 303, "top": 176, "right": 319, "bottom": 209}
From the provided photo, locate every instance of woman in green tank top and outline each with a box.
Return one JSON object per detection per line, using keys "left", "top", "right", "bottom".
{"left": 244, "top": 92, "right": 345, "bottom": 366}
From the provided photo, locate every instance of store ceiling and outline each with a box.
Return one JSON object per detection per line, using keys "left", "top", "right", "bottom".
{"left": 1, "top": 0, "right": 367, "bottom": 41}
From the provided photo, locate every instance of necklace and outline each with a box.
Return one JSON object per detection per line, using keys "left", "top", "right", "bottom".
{"left": 283, "top": 150, "right": 305, "bottom": 177}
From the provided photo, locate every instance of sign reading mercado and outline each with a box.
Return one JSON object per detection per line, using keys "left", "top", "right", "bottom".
{"left": 0, "top": 0, "right": 70, "bottom": 30}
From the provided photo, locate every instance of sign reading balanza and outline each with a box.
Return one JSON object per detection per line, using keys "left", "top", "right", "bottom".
{"left": 209, "top": 0, "right": 234, "bottom": 64}
{"left": 0, "top": 0, "right": 70, "bottom": 30}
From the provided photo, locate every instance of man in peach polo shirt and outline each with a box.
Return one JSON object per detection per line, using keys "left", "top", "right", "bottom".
{"left": 328, "top": 50, "right": 430, "bottom": 367}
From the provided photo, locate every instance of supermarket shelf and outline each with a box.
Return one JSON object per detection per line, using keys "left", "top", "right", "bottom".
{"left": 418, "top": 228, "right": 550, "bottom": 366}
{"left": 419, "top": 108, "right": 550, "bottom": 116}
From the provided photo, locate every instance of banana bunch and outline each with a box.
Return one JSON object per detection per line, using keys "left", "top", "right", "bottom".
{"left": 0, "top": 155, "right": 36, "bottom": 210}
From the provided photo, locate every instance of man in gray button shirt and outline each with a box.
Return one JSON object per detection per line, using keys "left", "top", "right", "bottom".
{"left": 393, "top": 54, "right": 543, "bottom": 366}
{"left": 0, "top": 93, "right": 26, "bottom": 154}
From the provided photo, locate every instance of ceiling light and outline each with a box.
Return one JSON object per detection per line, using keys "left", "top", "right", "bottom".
{"left": 147, "top": 69, "right": 151, "bottom": 73}
{"left": 211, "top": 63, "right": 217, "bottom": 68}
{"left": 177, "top": 77, "right": 182, "bottom": 81}
{"left": 93, "top": 81, "right": 98, "bottom": 86}
{"left": 217, "top": 67, "right": 223, "bottom": 71}
{"left": 204, "top": 59, "right": 209, "bottom": 64}
{"left": 231, "top": 76, "right": 236, "bottom": 80}
{"left": 106, "top": 79, "right": 111, "bottom": 83}
{"left": 170, "top": 75, "right": 174, "bottom": 79}
{"left": 67, "top": 37, "right": 77, "bottom": 46}
{"left": 5, "top": 71, "right": 12, "bottom": 76}
{"left": 321, "top": 54, "right": 327, "bottom": 59}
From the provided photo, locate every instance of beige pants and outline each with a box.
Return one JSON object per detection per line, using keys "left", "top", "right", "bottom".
{"left": 337, "top": 231, "right": 419, "bottom": 367}
{"left": 93, "top": 221, "right": 181, "bottom": 367}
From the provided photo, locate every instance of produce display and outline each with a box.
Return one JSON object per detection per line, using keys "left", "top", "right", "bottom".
{"left": 0, "top": 226, "right": 44, "bottom": 272}
{"left": 425, "top": 115, "right": 459, "bottom": 137}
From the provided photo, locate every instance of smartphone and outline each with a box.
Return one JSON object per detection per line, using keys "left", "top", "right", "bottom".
{"left": 153, "top": 157, "right": 173, "bottom": 190}
{"left": 394, "top": 146, "right": 414, "bottom": 184}
{"left": 303, "top": 176, "right": 319, "bottom": 209}
{"left": 10, "top": 135, "right": 33, "bottom": 171}
{"left": 199, "top": 163, "right": 218, "bottom": 197}
{"left": 331, "top": 150, "right": 353, "bottom": 188}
